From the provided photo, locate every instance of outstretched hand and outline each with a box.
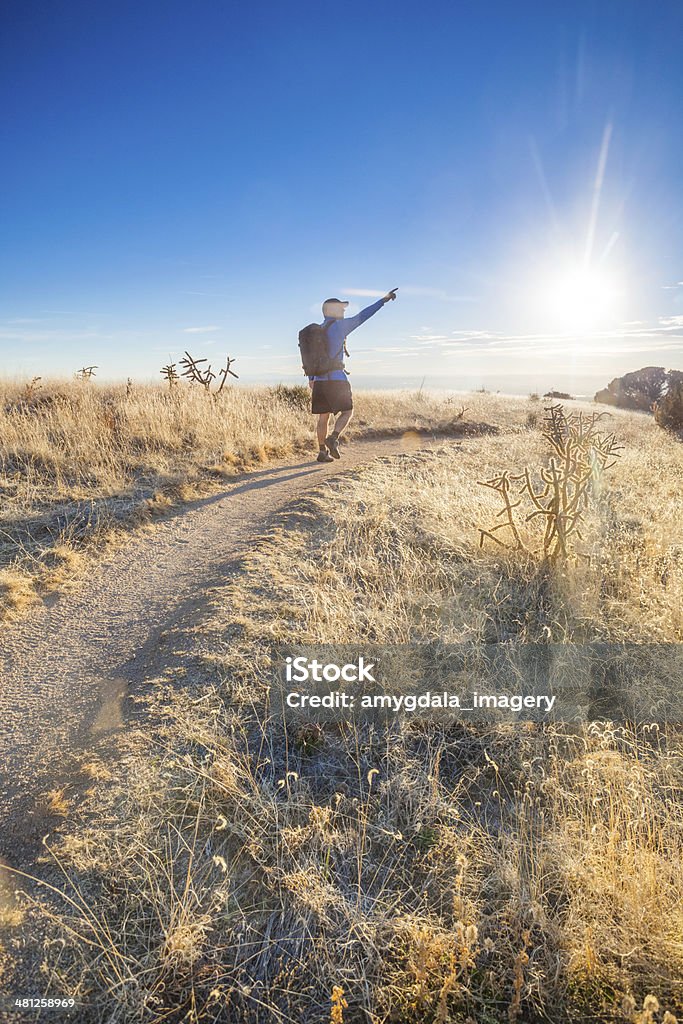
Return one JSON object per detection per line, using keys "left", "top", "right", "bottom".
{"left": 383, "top": 288, "right": 398, "bottom": 303}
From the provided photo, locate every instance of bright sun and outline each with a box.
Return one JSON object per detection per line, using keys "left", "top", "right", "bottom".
{"left": 541, "top": 265, "right": 620, "bottom": 334}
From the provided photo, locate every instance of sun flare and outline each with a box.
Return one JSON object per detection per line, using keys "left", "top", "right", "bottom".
{"left": 540, "top": 264, "right": 621, "bottom": 334}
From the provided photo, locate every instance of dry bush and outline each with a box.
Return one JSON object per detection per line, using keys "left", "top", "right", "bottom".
{"left": 654, "top": 378, "right": 683, "bottom": 431}
{"left": 268, "top": 382, "right": 311, "bottom": 411}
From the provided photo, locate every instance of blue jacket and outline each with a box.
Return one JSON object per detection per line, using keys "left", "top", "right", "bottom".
{"left": 309, "top": 298, "right": 386, "bottom": 382}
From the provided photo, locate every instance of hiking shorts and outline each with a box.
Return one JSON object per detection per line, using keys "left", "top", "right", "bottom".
{"left": 311, "top": 379, "right": 353, "bottom": 415}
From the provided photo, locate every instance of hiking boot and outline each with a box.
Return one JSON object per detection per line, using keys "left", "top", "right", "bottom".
{"left": 325, "top": 432, "right": 341, "bottom": 459}
{"left": 317, "top": 449, "right": 334, "bottom": 463}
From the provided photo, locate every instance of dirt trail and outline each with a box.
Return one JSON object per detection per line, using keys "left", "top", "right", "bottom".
{"left": 0, "top": 436, "right": 444, "bottom": 864}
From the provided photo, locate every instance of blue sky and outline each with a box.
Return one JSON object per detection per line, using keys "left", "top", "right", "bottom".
{"left": 1, "top": 0, "right": 682, "bottom": 394}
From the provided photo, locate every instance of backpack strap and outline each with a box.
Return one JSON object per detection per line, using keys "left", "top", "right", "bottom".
{"left": 324, "top": 319, "right": 350, "bottom": 364}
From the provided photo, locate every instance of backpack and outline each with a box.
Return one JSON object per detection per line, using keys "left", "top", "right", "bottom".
{"left": 298, "top": 322, "right": 345, "bottom": 376}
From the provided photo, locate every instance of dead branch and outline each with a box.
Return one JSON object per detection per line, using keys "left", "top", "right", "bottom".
{"left": 180, "top": 351, "right": 212, "bottom": 389}
{"left": 75, "top": 366, "right": 97, "bottom": 381}
{"left": 216, "top": 356, "right": 239, "bottom": 393}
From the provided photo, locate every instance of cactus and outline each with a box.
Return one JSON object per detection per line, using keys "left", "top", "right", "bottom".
{"left": 479, "top": 404, "right": 623, "bottom": 563}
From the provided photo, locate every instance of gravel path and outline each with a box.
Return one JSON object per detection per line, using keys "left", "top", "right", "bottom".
{"left": 0, "top": 437, "right": 437, "bottom": 866}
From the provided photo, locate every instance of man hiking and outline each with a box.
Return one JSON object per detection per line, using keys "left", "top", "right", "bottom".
{"left": 308, "top": 289, "right": 398, "bottom": 463}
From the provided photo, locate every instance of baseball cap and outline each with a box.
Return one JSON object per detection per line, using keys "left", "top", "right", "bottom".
{"left": 322, "top": 297, "right": 349, "bottom": 316}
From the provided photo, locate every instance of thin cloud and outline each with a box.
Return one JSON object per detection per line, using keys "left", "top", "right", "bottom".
{"left": 410, "top": 330, "right": 498, "bottom": 346}
{"left": 401, "top": 286, "right": 478, "bottom": 302}
{"left": 0, "top": 327, "right": 105, "bottom": 343}
{"left": 363, "top": 346, "right": 421, "bottom": 354}
{"left": 183, "top": 325, "right": 219, "bottom": 334}
{"left": 342, "top": 288, "right": 385, "bottom": 297}
{"left": 450, "top": 330, "right": 498, "bottom": 341}
{"left": 438, "top": 338, "right": 683, "bottom": 359}
{"left": 400, "top": 316, "right": 683, "bottom": 360}
{"left": 342, "top": 286, "right": 478, "bottom": 303}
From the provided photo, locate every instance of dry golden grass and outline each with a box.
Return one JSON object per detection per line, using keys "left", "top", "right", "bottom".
{"left": 0, "top": 378, "right": 487, "bottom": 621}
{"left": 14, "top": 392, "right": 683, "bottom": 1022}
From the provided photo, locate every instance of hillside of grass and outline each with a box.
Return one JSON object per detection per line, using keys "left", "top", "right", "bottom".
{"left": 21, "top": 398, "right": 683, "bottom": 1023}
{"left": 0, "top": 380, "right": 496, "bottom": 620}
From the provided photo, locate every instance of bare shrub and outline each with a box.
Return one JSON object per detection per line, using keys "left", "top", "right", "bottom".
{"left": 75, "top": 365, "right": 97, "bottom": 381}
{"left": 21, "top": 376, "right": 42, "bottom": 402}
